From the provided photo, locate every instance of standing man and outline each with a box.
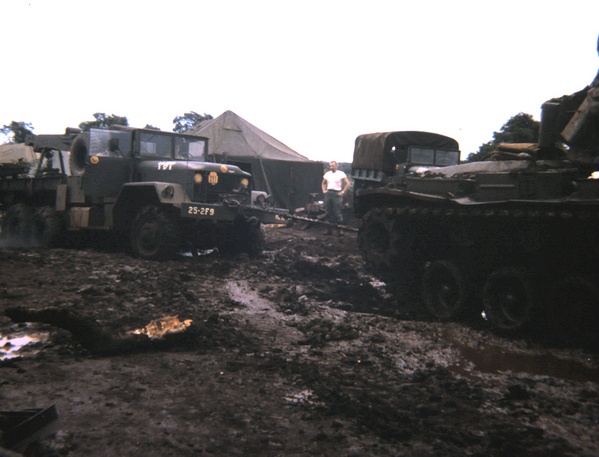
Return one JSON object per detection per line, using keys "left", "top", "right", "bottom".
{"left": 322, "top": 161, "right": 350, "bottom": 235}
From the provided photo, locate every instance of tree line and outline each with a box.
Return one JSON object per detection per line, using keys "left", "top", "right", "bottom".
{"left": 2, "top": 111, "right": 541, "bottom": 163}
{"left": 1, "top": 111, "right": 214, "bottom": 144}
{"left": 465, "top": 113, "right": 540, "bottom": 162}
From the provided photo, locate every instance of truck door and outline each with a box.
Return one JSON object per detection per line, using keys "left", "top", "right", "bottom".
{"left": 83, "top": 129, "right": 133, "bottom": 198}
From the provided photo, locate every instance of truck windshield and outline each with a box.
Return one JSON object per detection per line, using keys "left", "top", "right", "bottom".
{"left": 410, "top": 148, "right": 436, "bottom": 165}
{"left": 409, "top": 147, "right": 460, "bottom": 167}
{"left": 140, "top": 132, "right": 172, "bottom": 158}
{"left": 138, "top": 132, "right": 206, "bottom": 160}
{"left": 90, "top": 129, "right": 133, "bottom": 157}
{"left": 175, "top": 137, "right": 206, "bottom": 160}
{"left": 435, "top": 150, "right": 460, "bottom": 166}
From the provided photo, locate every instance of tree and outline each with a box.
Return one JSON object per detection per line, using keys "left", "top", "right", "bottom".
{"left": 172, "top": 111, "right": 213, "bottom": 133}
{"left": 1, "top": 121, "right": 34, "bottom": 144}
{"left": 79, "top": 113, "right": 129, "bottom": 131}
{"left": 467, "top": 113, "right": 540, "bottom": 162}
{"left": 143, "top": 124, "right": 160, "bottom": 131}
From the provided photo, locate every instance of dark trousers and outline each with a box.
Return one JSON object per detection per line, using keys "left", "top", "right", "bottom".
{"left": 325, "top": 191, "right": 343, "bottom": 224}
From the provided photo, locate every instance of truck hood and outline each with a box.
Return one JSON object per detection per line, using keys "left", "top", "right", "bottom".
{"left": 136, "top": 160, "right": 251, "bottom": 177}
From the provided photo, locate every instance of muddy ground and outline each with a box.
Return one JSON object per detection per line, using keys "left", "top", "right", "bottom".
{"left": 0, "top": 223, "right": 598, "bottom": 456}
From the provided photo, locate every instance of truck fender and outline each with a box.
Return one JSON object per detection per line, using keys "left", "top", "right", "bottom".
{"left": 112, "top": 183, "right": 186, "bottom": 232}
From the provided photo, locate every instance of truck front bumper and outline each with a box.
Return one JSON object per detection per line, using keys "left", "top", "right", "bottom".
{"left": 181, "top": 202, "right": 288, "bottom": 224}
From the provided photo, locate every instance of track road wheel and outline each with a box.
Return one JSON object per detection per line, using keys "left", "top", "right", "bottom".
{"left": 32, "top": 206, "right": 64, "bottom": 248}
{"left": 131, "top": 206, "right": 180, "bottom": 260}
{"left": 1, "top": 204, "right": 33, "bottom": 246}
{"left": 483, "top": 267, "right": 537, "bottom": 331}
{"left": 358, "top": 209, "right": 393, "bottom": 273}
{"left": 548, "top": 277, "right": 599, "bottom": 347}
{"left": 422, "top": 260, "right": 472, "bottom": 321}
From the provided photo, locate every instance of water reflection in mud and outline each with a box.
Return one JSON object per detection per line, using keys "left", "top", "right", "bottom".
{"left": 0, "top": 330, "right": 49, "bottom": 360}
{"left": 446, "top": 336, "right": 599, "bottom": 383}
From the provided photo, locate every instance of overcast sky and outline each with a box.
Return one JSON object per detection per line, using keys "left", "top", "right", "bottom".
{"left": 1, "top": 0, "right": 598, "bottom": 162}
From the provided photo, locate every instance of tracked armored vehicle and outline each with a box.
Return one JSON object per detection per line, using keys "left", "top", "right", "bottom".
{"left": 352, "top": 48, "right": 599, "bottom": 345}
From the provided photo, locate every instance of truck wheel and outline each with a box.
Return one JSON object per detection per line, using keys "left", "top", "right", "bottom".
{"left": 547, "top": 277, "right": 599, "bottom": 347}
{"left": 1, "top": 204, "right": 33, "bottom": 245}
{"left": 69, "top": 133, "right": 89, "bottom": 177}
{"left": 483, "top": 267, "right": 537, "bottom": 331}
{"left": 32, "top": 206, "right": 64, "bottom": 248}
{"left": 131, "top": 206, "right": 180, "bottom": 260}
{"left": 422, "top": 260, "right": 471, "bottom": 321}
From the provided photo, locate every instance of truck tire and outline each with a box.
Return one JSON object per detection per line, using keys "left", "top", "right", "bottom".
{"left": 69, "top": 133, "right": 89, "bottom": 176}
{"left": 1, "top": 203, "right": 33, "bottom": 245}
{"left": 131, "top": 206, "right": 180, "bottom": 260}
{"left": 483, "top": 267, "right": 537, "bottom": 331}
{"left": 32, "top": 206, "right": 65, "bottom": 248}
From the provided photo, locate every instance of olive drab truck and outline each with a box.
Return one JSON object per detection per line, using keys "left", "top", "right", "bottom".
{"left": 0, "top": 126, "right": 287, "bottom": 259}
{"left": 352, "top": 36, "right": 599, "bottom": 346}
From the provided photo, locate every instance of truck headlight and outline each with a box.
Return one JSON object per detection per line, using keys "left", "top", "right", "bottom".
{"left": 251, "top": 190, "right": 271, "bottom": 206}
{"left": 161, "top": 185, "right": 174, "bottom": 198}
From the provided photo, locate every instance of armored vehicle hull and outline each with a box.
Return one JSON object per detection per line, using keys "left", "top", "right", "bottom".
{"left": 353, "top": 81, "right": 599, "bottom": 346}
{"left": 353, "top": 36, "right": 599, "bottom": 345}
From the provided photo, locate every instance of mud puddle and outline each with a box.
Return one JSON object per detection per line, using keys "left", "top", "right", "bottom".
{"left": 0, "top": 325, "right": 49, "bottom": 360}
{"left": 447, "top": 335, "right": 599, "bottom": 382}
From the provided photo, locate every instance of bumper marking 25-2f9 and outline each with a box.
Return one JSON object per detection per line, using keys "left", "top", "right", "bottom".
{"left": 187, "top": 206, "right": 215, "bottom": 216}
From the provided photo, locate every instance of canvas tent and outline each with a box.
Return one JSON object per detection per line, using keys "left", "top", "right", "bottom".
{"left": 186, "top": 111, "right": 323, "bottom": 210}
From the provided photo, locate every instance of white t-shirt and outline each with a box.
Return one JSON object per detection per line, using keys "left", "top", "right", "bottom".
{"left": 323, "top": 170, "right": 347, "bottom": 191}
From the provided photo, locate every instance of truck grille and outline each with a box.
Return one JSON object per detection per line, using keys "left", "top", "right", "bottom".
{"left": 193, "top": 173, "right": 240, "bottom": 203}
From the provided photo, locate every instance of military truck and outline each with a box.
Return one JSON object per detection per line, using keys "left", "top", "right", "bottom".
{"left": 352, "top": 45, "right": 599, "bottom": 345}
{"left": 0, "top": 126, "right": 287, "bottom": 259}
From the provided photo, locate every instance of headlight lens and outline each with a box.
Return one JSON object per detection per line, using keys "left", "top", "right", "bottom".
{"left": 240, "top": 178, "right": 249, "bottom": 187}
{"left": 194, "top": 173, "right": 203, "bottom": 184}
{"left": 161, "top": 185, "right": 174, "bottom": 198}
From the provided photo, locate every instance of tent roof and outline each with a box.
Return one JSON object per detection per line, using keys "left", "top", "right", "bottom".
{"left": 186, "top": 110, "right": 310, "bottom": 162}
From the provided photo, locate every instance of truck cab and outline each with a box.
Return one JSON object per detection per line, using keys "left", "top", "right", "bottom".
{"left": 73, "top": 127, "right": 249, "bottom": 201}
{"left": 351, "top": 131, "right": 461, "bottom": 217}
